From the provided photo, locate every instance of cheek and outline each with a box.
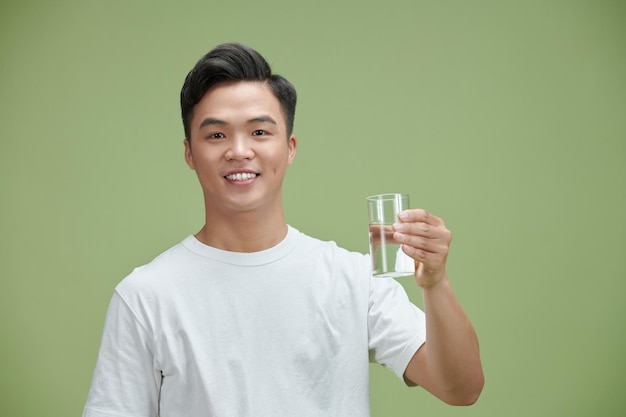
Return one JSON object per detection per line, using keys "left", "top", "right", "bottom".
{"left": 277, "top": 153, "right": 293, "bottom": 172}
{"left": 194, "top": 150, "right": 220, "bottom": 168}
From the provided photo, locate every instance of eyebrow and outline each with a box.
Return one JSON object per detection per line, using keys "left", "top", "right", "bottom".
{"left": 198, "top": 118, "right": 227, "bottom": 129}
{"left": 198, "top": 115, "right": 277, "bottom": 130}
{"left": 247, "top": 116, "right": 277, "bottom": 125}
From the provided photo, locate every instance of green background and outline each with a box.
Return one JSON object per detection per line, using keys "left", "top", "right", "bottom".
{"left": 1, "top": 0, "right": 624, "bottom": 415}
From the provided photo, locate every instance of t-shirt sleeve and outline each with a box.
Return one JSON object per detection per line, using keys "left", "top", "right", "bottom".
{"left": 83, "top": 291, "right": 161, "bottom": 417}
{"left": 367, "top": 277, "right": 426, "bottom": 381}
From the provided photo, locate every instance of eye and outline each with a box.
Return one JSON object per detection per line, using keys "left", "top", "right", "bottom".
{"left": 252, "top": 129, "right": 267, "bottom": 136}
{"left": 207, "top": 132, "right": 225, "bottom": 139}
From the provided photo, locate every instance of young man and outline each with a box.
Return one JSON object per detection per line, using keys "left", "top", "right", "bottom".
{"left": 83, "top": 43, "right": 483, "bottom": 417}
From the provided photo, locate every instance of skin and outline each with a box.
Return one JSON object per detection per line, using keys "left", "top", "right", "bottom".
{"left": 395, "top": 210, "right": 485, "bottom": 405}
{"left": 185, "top": 80, "right": 484, "bottom": 405}
{"left": 184, "top": 81, "right": 296, "bottom": 252}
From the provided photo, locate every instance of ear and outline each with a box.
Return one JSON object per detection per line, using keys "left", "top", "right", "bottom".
{"left": 184, "top": 138, "right": 195, "bottom": 170}
{"left": 287, "top": 135, "right": 297, "bottom": 165}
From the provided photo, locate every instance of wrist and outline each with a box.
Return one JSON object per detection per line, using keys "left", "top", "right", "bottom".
{"left": 417, "top": 272, "right": 449, "bottom": 291}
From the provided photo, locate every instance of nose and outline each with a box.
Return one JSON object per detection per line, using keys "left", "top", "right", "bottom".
{"left": 225, "top": 136, "right": 255, "bottom": 161}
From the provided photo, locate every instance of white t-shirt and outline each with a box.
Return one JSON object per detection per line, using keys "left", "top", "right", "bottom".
{"left": 83, "top": 226, "right": 426, "bottom": 417}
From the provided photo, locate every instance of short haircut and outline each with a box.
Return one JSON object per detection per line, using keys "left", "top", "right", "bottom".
{"left": 180, "top": 43, "right": 297, "bottom": 140}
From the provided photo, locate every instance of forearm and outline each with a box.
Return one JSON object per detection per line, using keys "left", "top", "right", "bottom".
{"left": 421, "top": 275, "right": 484, "bottom": 403}
{"left": 394, "top": 209, "right": 483, "bottom": 404}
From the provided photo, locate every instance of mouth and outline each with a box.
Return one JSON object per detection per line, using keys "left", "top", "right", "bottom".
{"left": 224, "top": 172, "right": 259, "bottom": 181}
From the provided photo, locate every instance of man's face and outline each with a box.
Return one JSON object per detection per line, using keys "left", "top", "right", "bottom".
{"left": 184, "top": 81, "right": 296, "bottom": 215}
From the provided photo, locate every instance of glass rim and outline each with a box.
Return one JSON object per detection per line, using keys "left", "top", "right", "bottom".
{"left": 366, "top": 193, "right": 409, "bottom": 202}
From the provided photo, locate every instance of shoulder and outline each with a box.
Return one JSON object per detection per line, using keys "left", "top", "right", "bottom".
{"left": 291, "top": 226, "right": 362, "bottom": 255}
{"left": 289, "top": 226, "right": 370, "bottom": 273}
{"left": 115, "top": 237, "right": 196, "bottom": 296}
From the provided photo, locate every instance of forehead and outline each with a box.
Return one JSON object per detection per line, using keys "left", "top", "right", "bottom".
{"left": 191, "top": 81, "right": 284, "bottom": 128}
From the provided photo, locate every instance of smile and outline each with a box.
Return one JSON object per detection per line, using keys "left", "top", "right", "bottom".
{"left": 225, "top": 173, "right": 258, "bottom": 181}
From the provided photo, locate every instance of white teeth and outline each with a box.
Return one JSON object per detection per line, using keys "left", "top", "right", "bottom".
{"left": 226, "top": 173, "right": 257, "bottom": 181}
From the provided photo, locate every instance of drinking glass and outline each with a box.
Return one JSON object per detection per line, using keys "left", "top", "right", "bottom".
{"left": 367, "top": 193, "right": 415, "bottom": 278}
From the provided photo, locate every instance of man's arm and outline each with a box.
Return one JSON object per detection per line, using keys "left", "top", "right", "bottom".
{"left": 83, "top": 292, "right": 160, "bottom": 416}
{"left": 393, "top": 209, "right": 484, "bottom": 405}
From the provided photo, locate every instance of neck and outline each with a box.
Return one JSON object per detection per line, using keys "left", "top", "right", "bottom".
{"left": 195, "top": 207, "right": 288, "bottom": 253}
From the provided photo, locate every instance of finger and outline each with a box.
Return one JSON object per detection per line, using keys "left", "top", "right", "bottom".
{"left": 393, "top": 232, "right": 449, "bottom": 255}
{"left": 394, "top": 232, "right": 429, "bottom": 252}
{"left": 401, "top": 243, "right": 447, "bottom": 269}
{"left": 393, "top": 222, "right": 451, "bottom": 245}
{"left": 402, "top": 244, "right": 427, "bottom": 263}
{"left": 398, "top": 209, "right": 443, "bottom": 226}
{"left": 401, "top": 242, "right": 449, "bottom": 270}
{"left": 369, "top": 224, "right": 395, "bottom": 240}
{"left": 393, "top": 221, "right": 435, "bottom": 238}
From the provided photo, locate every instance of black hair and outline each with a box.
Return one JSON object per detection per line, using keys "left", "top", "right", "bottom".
{"left": 180, "top": 43, "right": 297, "bottom": 140}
